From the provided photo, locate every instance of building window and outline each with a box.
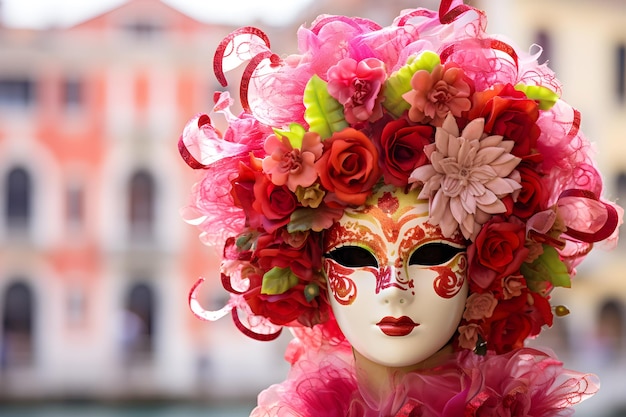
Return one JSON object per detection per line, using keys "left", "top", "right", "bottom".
{"left": 535, "top": 30, "right": 552, "bottom": 65}
{"left": 124, "top": 21, "right": 163, "bottom": 40}
{"left": 5, "top": 167, "right": 32, "bottom": 233}
{"left": 66, "top": 184, "right": 84, "bottom": 231}
{"left": 122, "top": 282, "right": 155, "bottom": 362}
{"left": 1, "top": 281, "right": 35, "bottom": 369}
{"left": 128, "top": 170, "right": 155, "bottom": 240}
{"left": 63, "top": 78, "right": 82, "bottom": 109}
{"left": 66, "top": 287, "right": 86, "bottom": 327}
{"left": 617, "top": 44, "right": 626, "bottom": 104}
{"left": 617, "top": 171, "right": 626, "bottom": 198}
{"left": 0, "top": 78, "right": 35, "bottom": 108}
{"left": 597, "top": 299, "right": 624, "bottom": 358}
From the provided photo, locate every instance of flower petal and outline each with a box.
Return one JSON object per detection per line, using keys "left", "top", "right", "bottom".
{"left": 460, "top": 117, "right": 485, "bottom": 141}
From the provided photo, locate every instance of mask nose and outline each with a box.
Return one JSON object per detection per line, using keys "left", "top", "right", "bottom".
{"left": 377, "top": 265, "right": 413, "bottom": 305}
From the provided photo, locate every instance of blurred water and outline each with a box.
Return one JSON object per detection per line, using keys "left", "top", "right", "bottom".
{"left": 0, "top": 403, "right": 255, "bottom": 417}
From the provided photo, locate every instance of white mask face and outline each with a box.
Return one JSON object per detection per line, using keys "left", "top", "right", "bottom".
{"left": 323, "top": 187, "right": 468, "bottom": 367}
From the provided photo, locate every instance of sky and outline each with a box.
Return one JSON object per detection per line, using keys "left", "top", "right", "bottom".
{"left": 1, "top": 0, "right": 315, "bottom": 28}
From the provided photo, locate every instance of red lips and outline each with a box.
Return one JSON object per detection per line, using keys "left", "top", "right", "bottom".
{"left": 376, "top": 316, "right": 419, "bottom": 337}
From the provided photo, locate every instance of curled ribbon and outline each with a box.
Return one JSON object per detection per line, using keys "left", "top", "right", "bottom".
{"left": 558, "top": 189, "right": 620, "bottom": 243}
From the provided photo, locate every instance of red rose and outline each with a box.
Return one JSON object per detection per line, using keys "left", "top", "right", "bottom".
{"left": 231, "top": 161, "right": 264, "bottom": 229}
{"left": 377, "top": 118, "right": 434, "bottom": 186}
{"left": 315, "top": 128, "right": 381, "bottom": 206}
{"left": 527, "top": 291, "right": 554, "bottom": 335}
{"left": 513, "top": 164, "right": 546, "bottom": 219}
{"left": 245, "top": 284, "right": 320, "bottom": 326}
{"left": 484, "top": 295, "right": 533, "bottom": 353}
{"left": 468, "top": 216, "right": 529, "bottom": 290}
{"left": 252, "top": 174, "right": 297, "bottom": 233}
{"left": 469, "top": 84, "right": 540, "bottom": 157}
{"left": 254, "top": 232, "right": 322, "bottom": 281}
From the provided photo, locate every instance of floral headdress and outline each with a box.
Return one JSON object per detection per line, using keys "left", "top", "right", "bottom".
{"left": 179, "top": 0, "right": 622, "bottom": 354}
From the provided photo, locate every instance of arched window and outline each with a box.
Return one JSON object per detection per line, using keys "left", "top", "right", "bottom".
{"left": 122, "top": 282, "right": 155, "bottom": 362}
{"left": 597, "top": 299, "right": 624, "bottom": 357}
{"left": 617, "top": 171, "right": 626, "bottom": 200}
{"left": 617, "top": 43, "right": 626, "bottom": 104}
{"left": 5, "top": 167, "right": 32, "bottom": 232}
{"left": 127, "top": 170, "right": 155, "bottom": 240}
{"left": 1, "top": 281, "right": 35, "bottom": 368}
{"left": 535, "top": 30, "right": 552, "bottom": 66}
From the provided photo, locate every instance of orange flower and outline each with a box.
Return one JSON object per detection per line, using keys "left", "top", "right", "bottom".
{"left": 315, "top": 128, "right": 381, "bottom": 206}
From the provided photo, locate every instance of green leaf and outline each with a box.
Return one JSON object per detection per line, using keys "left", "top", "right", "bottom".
{"left": 520, "top": 245, "right": 571, "bottom": 291}
{"left": 303, "top": 75, "right": 348, "bottom": 139}
{"left": 273, "top": 123, "right": 307, "bottom": 149}
{"left": 261, "top": 267, "right": 299, "bottom": 295}
{"left": 288, "top": 206, "right": 343, "bottom": 233}
{"left": 514, "top": 83, "right": 560, "bottom": 111}
{"left": 383, "top": 51, "right": 441, "bottom": 118}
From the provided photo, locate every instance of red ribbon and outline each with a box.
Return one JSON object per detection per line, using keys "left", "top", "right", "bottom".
{"left": 213, "top": 26, "right": 272, "bottom": 87}
{"left": 232, "top": 308, "right": 283, "bottom": 341}
{"left": 439, "top": 0, "right": 475, "bottom": 24}
{"left": 177, "top": 114, "right": 212, "bottom": 170}
{"left": 559, "top": 189, "right": 620, "bottom": 243}
{"left": 240, "top": 51, "right": 282, "bottom": 113}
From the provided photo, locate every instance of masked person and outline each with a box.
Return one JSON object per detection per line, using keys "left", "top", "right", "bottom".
{"left": 178, "top": 1, "right": 622, "bottom": 415}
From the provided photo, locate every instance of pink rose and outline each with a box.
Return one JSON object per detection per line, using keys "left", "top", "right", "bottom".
{"left": 501, "top": 275, "right": 526, "bottom": 300}
{"left": 327, "top": 57, "right": 386, "bottom": 124}
{"left": 458, "top": 323, "right": 482, "bottom": 350}
{"left": 463, "top": 292, "right": 498, "bottom": 321}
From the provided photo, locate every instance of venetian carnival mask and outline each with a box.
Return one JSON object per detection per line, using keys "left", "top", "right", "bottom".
{"left": 323, "top": 186, "right": 468, "bottom": 367}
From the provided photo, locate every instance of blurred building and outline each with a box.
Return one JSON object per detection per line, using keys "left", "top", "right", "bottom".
{"left": 0, "top": 0, "right": 292, "bottom": 403}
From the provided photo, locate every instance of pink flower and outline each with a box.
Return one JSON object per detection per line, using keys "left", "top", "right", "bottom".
{"left": 501, "top": 275, "right": 526, "bottom": 300}
{"left": 410, "top": 114, "right": 522, "bottom": 240}
{"left": 458, "top": 323, "right": 482, "bottom": 350}
{"left": 402, "top": 62, "right": 472, "bottom": 126}
{"left": 327, "top": 58, "right": 386, "bottom": 124}
{"left": 463, "top": 292, "right": 498, "bottom": 321}
{"left": 262, "top": 131, "right": 323, "bottom": 192}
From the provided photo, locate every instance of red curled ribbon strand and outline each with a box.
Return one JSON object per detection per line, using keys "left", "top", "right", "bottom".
{"left": 567, "top": 108, "right": 582, "bottom": 140}
{"left": 213, "top": 26, "right": 272, "bottom": 87}
{"left": 177, "top": 114, "right": 212, "bottom": 170}
{"left": 440, "top": 38, "right": 519, "bottom": 69}
{"left": 232, "top": 308, "right": 283, "bottom": 341}
{"left": 439, "top": 0, "right": 476, "bottom": 24}
{"left": 396, "top": 9, "right": 438, "bottom": 27}
{"left": 240, "top": 51, "right": 282, "bottom": 113}
{"left": 559, "top": 189, "right": 620, "bottom": 243}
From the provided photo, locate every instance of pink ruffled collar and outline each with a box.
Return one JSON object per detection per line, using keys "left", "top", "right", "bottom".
{"left": 252, "top": 343, "right": 598, "bottom": 417}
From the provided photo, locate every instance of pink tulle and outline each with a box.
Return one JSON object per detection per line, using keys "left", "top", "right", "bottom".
{"left": 252, "top": 332, "right": 599, "bottom": 417}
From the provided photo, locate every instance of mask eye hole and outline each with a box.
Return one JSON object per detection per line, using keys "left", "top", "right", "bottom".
{"left": 326, "top": 246, "right": 378, "bottom": 268}
{"left": 409, "top": 242, "right": 464, "bottom": 266}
